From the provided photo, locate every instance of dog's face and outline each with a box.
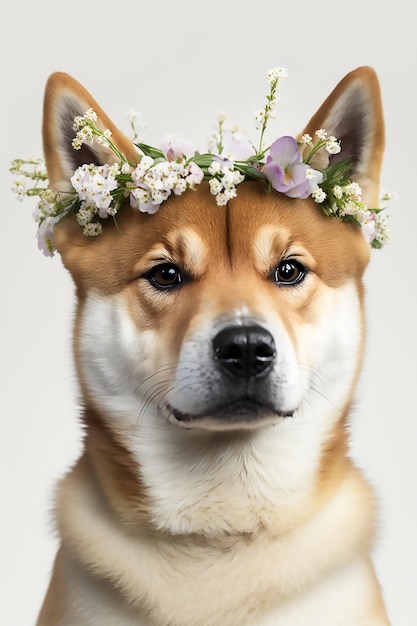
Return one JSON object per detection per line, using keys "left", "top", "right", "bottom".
{"left": 52, "top": 178, "right": 372, "bottom": 536}
{"left": 55, "top": 178, "right": 369, "bottom": 436}
{"left": 41, "top": 69, "right": 384, "bottom": 534}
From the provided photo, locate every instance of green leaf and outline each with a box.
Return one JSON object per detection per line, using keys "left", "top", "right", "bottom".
{"left": 135, "top": 143, "right": 165, "bottom": 159}
{"left": 235, "top": 165, "right": 267, "bottom": 181}
{"left": 320, "top": 158, "right": 353, "bottom": 188}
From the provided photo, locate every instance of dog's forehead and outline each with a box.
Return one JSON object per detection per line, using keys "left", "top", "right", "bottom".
{"left": 157, "top": 183, "right": 370, "bottom": 283}
{"left": 144, "top": 182, "right": 331, "bottom": 254}
{"left": 127, "top": 184, "right": 308, "bottom": 275}
{"left": 56, "top": 182, "right": 370, "bottom": 291}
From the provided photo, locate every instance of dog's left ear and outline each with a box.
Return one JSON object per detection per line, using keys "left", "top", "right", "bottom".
{"left": 42, "top": 72, "right": 139, "bottom": 192}
{"left": 300, "top": 66, "right": 384, "bottom": 207}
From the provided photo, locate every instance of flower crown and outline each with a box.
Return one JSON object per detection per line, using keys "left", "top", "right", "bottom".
{"left": 11, "top": 67, "right": 391, "bottom": 257}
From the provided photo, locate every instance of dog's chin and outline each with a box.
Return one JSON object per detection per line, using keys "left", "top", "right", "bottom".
{"left": 166, "top": 400, "right": 293, "bottom": 432}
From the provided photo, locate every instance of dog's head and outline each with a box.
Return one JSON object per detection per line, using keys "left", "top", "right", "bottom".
{"left": 41, "top": 69, "right": 383, "bottom": 438}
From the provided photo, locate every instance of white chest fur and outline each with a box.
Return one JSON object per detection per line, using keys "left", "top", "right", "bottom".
{"left": 57, "top": 451, "right": 376, "bottom": 626}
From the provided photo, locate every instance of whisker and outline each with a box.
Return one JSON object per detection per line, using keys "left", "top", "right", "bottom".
{"left": 297, "top": 363, "right": 346, "bottom": 421}
{"left": 134, "top": 362, "right": 179, "bottom": 392}
{"left": 134, "top": 361, "right": 198, "bottom": 426}
{"left": 136, "top": 381, "right": 171, "bottom": 426}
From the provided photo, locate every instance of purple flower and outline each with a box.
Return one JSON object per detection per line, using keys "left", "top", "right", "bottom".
{"left": 262, "top": 136, "right": 311, "bottom": 199}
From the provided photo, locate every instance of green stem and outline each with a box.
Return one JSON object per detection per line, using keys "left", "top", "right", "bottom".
{"left": 302, "top": 138, "right": 326, "bottom": 165}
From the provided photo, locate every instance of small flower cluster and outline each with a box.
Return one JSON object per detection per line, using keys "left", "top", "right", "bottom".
{"left": 10, "top": 157, "right": 62, "bottom": 254}
{"left": 254, "top": 66, "right": 288, "bottom": 153}
{"left": 301, "top": 129, "right": 342, "bottom": 156}
{"left": 208, "top": 158, "right": 245, "bottom": 205}
{"left": 129, "top": 158, "right": 204, "bottom": 213}
{"left": 316, "top": 179, "right": 391, "bottom": 248}
{"left": 11, "top": 67, "right": 392, "bottom": 256}
{"left": 70, "top": 154, "right": 205, "bottom": 239}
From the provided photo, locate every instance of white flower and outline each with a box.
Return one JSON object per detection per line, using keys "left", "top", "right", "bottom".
{"left": 73, "top": 109, "right": 97, "bottom": 130}
{"left": 131, "top": 156, "right": 154, "bottom": 181}
{"left": 333, "top": 185, "right": 343, "bottom": 199}
{"left": 130, "top": 187, "right": 150, "bottom": 206}
{"left": 133, "top": 192, "right": 161, "bottom": 214}
{"left": 305, "top": 168, "right": 323, "bottom": 193}
{"left": 315, "top": 129, "right": 327, "bottom": 140}
{"left": 223, "top": 186, "right": 238, "bottom": 201}
{"left": 173, "top": 179, "right": 187, "bottom": 195}
{"left": 325, "top": 136, "right": 341, "bottom": 154}
{"left": 30, "top": 189, "right": 58, "bottom": 222}
{"left": 185, "top": 162, "right": 204, "bottom": 189}
{"left": 97, "top": 129, "right": 112, "bottom": 146}
{"left": 342, "top": 200, "right": 358, "bottom": 216}
{"left": 253, "top": 109, "right": 265, "bottom": 130}
{"left": 209, "top": 178, "right": 223, "bottom": 195}
{"left": 72, "top": 125, "right": 95, "bottom": 149}
{"left": 160, "top": 134, "right": 197, "bottom": 160}
{"left": 300, "top": 134, "right": 313, "bottom": 146}
{"left": 267, "top": 67, "right": 288, "bottom": 83}
{"left": 373, "top": 212, "right": 391, "bottom": 245}
{"left": 344, "top": 182, "right": 362, "bottom": 201}
{"left": 85, "top": 109, "right": 98, "bottom": 122}
{"left": 37, "top": 215, "right": 60, "bottom": 257}
{"left": 215, "top": 192, "right": 228, "bottom": 206}
{"left": 152, "top": 189, "right": 170, "bottom": 204}
{"left": 312, "top": 188, "right": 327, "bottom": 203}
{"left": 356, "top": 210, "right": 376, "bottom": 243}
{"left": 128, "top": 157, "right": 201, "bottom": 212}
{"left": 128, "top": 108, "right": 146, "bottom": 141}
{"left": 76, "top": 204, "right": 96, "bottom": 226}
{"left": 208, "top": 161, "right": 221, "bottom": 176}
{"left": 208, "top": 159, "right": 243, "bottom": 205}
{"left": 221, "top": 169, "right": 237, "bottom": 188}
{"left": 83, "top": 222, "right": 103, "bottom": 237}
{"left": 11, "top": 176, "right": 27, "bottom": 200}
{"left": 71, "top": 164, "right": 118, "bottom": 212}
{"left": 221, "top": 132, "right": 254, "bottom": 160}
{"left": 108, "top": 163, "right": 121, "bottom": 177}
{"left": 380, "top": 189, "right": 396, "bottom": 205}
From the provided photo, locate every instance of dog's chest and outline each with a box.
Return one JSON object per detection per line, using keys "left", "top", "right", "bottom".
{"left": 62, "top": 547, "right": 378, "bottom": 626}
{"left": 59, "top": 454, "right": 377, "bottom": 626}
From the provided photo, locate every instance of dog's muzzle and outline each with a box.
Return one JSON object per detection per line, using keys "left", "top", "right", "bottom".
{"left": 166, "top": 324, "right": 293, "bottom": 431}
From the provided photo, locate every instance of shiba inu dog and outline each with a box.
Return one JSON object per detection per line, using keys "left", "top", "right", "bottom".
{"left": 35, "top": 67, "right": 391, "bottom": 625}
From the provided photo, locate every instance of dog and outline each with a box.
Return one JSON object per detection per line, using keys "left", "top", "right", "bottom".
{"left": 35, "top": 67, "right": 391, "bottom": 625}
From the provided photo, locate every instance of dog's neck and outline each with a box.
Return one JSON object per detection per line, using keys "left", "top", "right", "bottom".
{"left": 76, "top": 401, "right": 352, "bottom": 540}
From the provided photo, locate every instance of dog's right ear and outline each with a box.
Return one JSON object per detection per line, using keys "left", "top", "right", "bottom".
{"left": 300, "top": 66, "right": 385, "bottom": 208}
{"left": 42, "top": 72, "right": 139, "bottom": 193}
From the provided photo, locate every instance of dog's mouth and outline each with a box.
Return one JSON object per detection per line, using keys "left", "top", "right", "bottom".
{"left": 166, "top": 399, "right": 293, "bottom": 431}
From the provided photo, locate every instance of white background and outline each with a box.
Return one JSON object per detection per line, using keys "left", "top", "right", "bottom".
{"left": 1, "top": 1, "right": 416, "bottom": 624}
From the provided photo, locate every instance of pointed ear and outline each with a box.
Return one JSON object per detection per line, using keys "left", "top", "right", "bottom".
{"left": 300, "top": 66, "right": 385, "bottom": 207}
{"left": 42, "top": 72, "right": 139, "bottom": 191}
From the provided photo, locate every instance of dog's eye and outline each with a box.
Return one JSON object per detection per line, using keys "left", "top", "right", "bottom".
{"left": 274, "top": 260, "right": 306, "bottom": 286}
{"left": 146, "top": 263, "right": 183, "bottom": 289}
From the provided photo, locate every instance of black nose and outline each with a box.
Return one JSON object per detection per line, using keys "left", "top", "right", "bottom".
{"left": 213, "top": 325, "right": 276, "bottom": 379}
